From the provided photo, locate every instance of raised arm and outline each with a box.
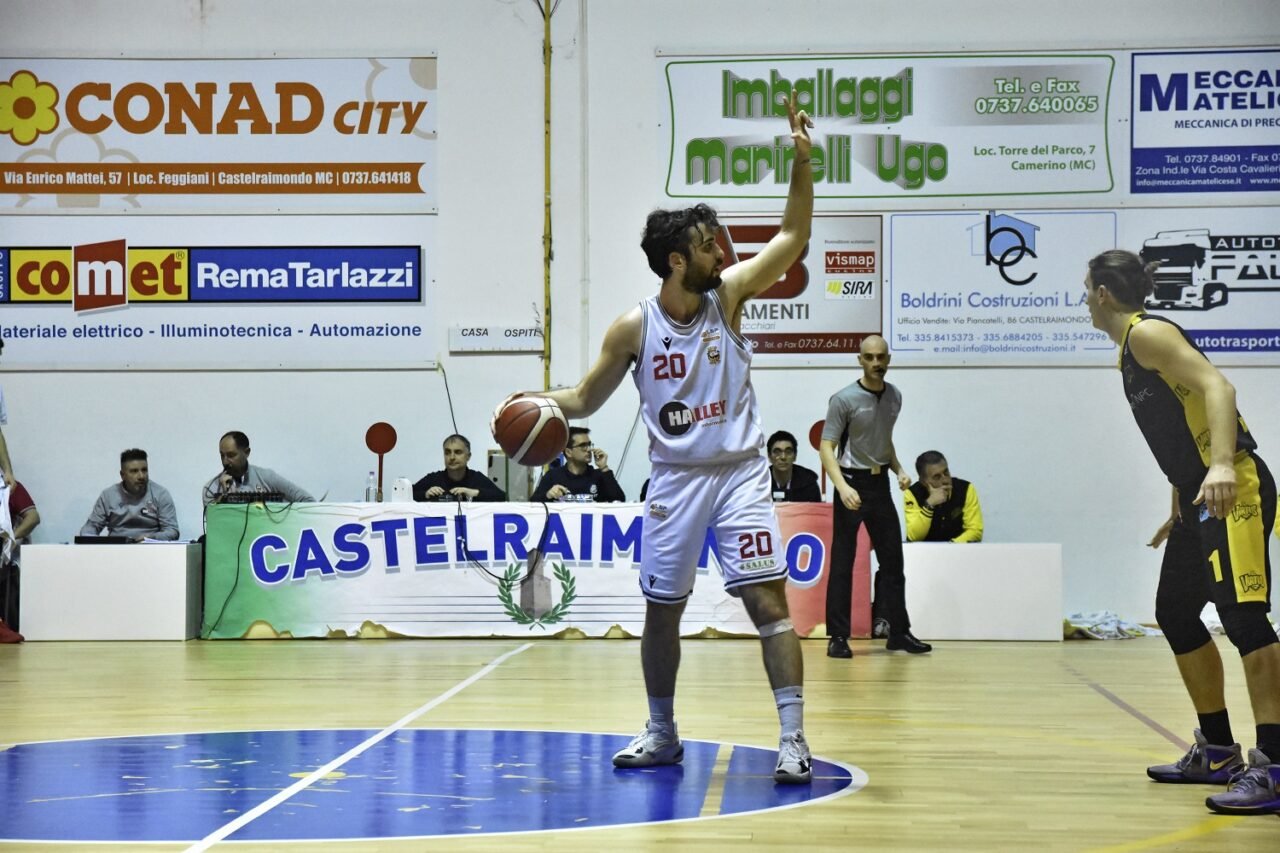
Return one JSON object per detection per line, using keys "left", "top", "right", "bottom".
{"left": 720, "top": 90, "right": 813, "bottom": 316}
{"left": 1129, "top": 320, "right": 1240, "bottom": 518}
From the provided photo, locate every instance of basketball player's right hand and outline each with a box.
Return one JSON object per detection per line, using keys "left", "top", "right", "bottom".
{"left": 837, "top": 484, "right": 861, "bottom": 511}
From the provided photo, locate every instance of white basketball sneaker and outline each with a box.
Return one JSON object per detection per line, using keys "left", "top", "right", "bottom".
{"left": 775, "top": 730, "right": 812, "bottom": 784}
{"left": 612, "top": 721, "right": 683, "bottom": 768}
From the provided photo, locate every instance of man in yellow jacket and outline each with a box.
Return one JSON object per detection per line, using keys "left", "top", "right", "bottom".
{"left": 903, "top": 450, "right": 984, "bottom": 543}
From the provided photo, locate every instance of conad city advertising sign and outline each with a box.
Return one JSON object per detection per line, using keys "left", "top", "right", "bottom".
{"left": 0, "top": 57, "right": 437, "bottom": 213}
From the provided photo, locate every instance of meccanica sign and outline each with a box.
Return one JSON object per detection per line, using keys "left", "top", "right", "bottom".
{"left": 0, "top": 58, "right": 437, "bottom": 213}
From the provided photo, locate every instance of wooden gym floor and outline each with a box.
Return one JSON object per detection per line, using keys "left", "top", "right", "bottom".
{"left": 1, "top": 635, "right": 1278, "bottom": 851}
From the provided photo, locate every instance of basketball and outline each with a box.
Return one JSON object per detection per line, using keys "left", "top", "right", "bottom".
{"left": 491, "top": 396, "right": 569, "bottom": 467}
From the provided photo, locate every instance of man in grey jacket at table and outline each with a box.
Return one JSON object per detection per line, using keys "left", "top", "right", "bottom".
{"left": 202, "top": 430, "right": 314, "bottom": 506}
{"left": 81, "top": 448, "right": 179, "bottom": 541}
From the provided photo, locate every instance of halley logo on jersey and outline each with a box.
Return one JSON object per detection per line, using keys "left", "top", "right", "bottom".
{"left": 659, "top": 399, "right": 728, "bottom": 436}
{"left": 648, "top": 503, "right": 669, "bottom": 520}
{"left": 701, "top": 328, "right": 721, "bottom": 343}
{"left": 2, "top": 243, "right": 422, "bottom": 310}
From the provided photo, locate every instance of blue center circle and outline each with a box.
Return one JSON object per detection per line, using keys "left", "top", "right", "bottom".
{"left": 0, "top": 729, "right": 863, "bottom": 842}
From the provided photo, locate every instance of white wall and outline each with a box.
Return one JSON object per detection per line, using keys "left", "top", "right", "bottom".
{"left": 2, "top": 0, "right": 1277, "bottom": 621}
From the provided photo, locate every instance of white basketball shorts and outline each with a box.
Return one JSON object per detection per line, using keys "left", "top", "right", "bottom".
{"left": 640, "top": 455, "right": 787, "bottom": 603}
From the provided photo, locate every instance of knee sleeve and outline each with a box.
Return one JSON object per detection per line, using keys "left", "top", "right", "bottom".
{"left": 1219, "top": 603, "right": 1280, "bottom": 657}
{"left": 1156, "top": 598, "right": 1213, "bottom": 656}
{"left": 758, "top": 617, "right": 794, "bottom": 639}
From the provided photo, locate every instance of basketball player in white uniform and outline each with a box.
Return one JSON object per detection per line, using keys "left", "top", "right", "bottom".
{"left": 499, "top": 92, "right": 815, "bottom": 783}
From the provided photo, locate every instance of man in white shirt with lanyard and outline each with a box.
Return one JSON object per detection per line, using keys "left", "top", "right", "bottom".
{"left": 500, "top": 92, "right": 815, "bottom": 784}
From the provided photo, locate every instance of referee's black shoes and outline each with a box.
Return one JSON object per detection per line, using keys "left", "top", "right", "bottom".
{"left": 826, "top": 636, "right": 853, "bottom": 658}
{"left": 886, "top": 631, "right": 932, "bottom": 654}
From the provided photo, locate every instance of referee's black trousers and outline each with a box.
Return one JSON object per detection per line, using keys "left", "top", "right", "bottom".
{"left": 825, "top": 468, "right": 909, "bottom": 638}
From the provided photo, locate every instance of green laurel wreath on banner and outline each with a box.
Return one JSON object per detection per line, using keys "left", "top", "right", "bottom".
{"left": 497, "top": 562, "right": 577, "bottom": 629}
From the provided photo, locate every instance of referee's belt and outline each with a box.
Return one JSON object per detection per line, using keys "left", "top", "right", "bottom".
{"left": 841, "top": 464, "right": 884, "bottom": 476}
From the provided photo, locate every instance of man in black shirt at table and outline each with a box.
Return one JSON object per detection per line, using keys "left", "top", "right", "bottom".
{"left": 532, "top": 427, "right": 626, "bottom": 503}
{"left": 767, "top": 430, "right": 821, "bottom": 502}
{"left": 413, "top": 434, "right": 506, "bottom": 502}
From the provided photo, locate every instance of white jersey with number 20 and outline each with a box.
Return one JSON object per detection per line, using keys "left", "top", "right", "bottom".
{"left": 631, "top": 289, "right": 764, "bottom": 466}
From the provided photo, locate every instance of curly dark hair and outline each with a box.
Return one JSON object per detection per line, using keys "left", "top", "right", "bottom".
{"left": 640, "top": 203, "right": 720, "bottom": 279}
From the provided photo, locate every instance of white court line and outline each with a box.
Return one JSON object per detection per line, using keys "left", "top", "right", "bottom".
{"left": 183, "top": 642, "right": 534, "bottom": 853}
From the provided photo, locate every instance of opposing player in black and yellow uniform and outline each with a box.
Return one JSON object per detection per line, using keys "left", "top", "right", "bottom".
{"left": 1086, "top": 249, "right": 1279, "bottom": 816}
{"left": 903, "top": 450, "right": 983, "bottom": 543}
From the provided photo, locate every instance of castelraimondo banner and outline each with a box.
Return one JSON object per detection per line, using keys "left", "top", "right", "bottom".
{"left": 202, "top": 501, "right": 870, "bottom": 640}
{"left": 0, "top": 58, "right": 437, "bottom": 213}
{"left": 661, "top": 52, "right": 1113, "bottom": 202}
